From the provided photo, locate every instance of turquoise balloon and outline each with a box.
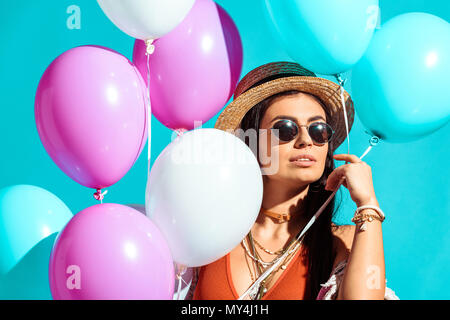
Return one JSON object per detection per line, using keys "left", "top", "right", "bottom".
{"left": 351, "top": 13, "right": 450, "bottom": 142}
{"left": 0, "top": 234, "right": 58, "bottom": 300}
{"left": 0, "top": 185, "right": 73, "bottom": 299}
{"left": 264, "top": 0, "right": 379, "bottom": 75}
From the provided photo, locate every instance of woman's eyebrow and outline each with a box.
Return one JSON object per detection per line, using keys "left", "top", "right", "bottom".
{"left": 270, "top": 115, "right": 326, "bottom": 124}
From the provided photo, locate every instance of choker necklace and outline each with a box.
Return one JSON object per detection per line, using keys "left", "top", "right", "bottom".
{"left": 260, "top": 208, "right": 291, "bottom": 223}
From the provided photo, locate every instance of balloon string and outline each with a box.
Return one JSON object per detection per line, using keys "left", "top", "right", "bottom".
{"left": 175, "top": 264, "right": 187, "bottom": 300}
{"left": 145, "top": 39, "right": 154, "bottom": 175}
{"left": 237, "top": 138, "right": 379, "bottom": 300}
{"left": 176, "top": 275, "right": 182, "bottom": 300}
{"left": 93, "top": 188, "right": 108, "bottom": 203}
{"left": 335, "top": 74, "right": 350, "bottom": 156}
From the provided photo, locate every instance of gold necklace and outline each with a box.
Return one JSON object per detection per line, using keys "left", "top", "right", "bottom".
{"left": 251, "top": 232, "right": 288, "bottom": 255}
{"left": 251, "top": 234, "right": 302, "bottom": 299}
{"left": 263, "top": 245, "right": 300, "bottom": 293}
{"left": 244, "top": 250, "right": 256, "bottom": 282}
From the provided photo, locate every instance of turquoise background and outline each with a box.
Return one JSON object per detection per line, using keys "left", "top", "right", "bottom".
{"left": 0, "top": 0, "right": 448, "bottom": 299}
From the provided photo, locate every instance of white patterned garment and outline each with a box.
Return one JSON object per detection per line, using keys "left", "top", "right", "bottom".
{"left": 316, "top": 260, "right": 399, "bottom": 300}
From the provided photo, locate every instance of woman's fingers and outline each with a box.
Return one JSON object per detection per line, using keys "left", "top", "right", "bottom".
{"left": 327, "top": 154, "right": 376, "bottom": 205}
{"left": 333, "top": 153, "right": 362, "bottom": 163}
{"left": 325, "top": 166, "right": 347, "bottom": 191}
{"left": 326, "top": 153, "right": 363, "bottom": 191}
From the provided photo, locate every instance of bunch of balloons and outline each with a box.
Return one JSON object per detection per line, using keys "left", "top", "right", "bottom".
{"left": 264, "top": 0, "right": 450, "bottom": 142}
{"left": 12, "top": 0, "right": 253, "bottom": 300}
{"left": 3, "top": 0, "right": 449, "bottom": 301}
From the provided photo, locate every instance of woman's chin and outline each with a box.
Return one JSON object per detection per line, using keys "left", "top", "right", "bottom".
{"left": 290, "top": 172, "right": 320, "bottom": 185}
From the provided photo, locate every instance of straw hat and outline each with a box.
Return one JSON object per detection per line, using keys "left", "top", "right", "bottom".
{"left": 214, "top": 61, "right": 355, "bottom": 151}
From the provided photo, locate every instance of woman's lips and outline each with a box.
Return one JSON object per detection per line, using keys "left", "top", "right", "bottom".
{"left": 289, "top": 154, "right": 316, "bottom": 167}
{"left": 291, "top": 159, "right": 315, "bottom": 167}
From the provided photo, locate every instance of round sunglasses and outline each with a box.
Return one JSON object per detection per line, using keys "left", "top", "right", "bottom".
{"left": 270, "top": 119, "right": 334, "bottom": 145}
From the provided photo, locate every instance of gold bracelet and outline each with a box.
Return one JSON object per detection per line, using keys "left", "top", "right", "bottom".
{"left": 352, "top": 211, "right": 385, "bottom": 222}
{"left": 355, "top": 205, "right": 385, "bottom": 221}
{"left": 351, "top": 212, "right": 383, "bottom": 231}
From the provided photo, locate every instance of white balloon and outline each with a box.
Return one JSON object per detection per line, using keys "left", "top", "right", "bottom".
{"left": 145, "top": 128, "right": 263, "bottom": 267}
{"left": 97, "top": 0, "right": 195, "bottom": 40}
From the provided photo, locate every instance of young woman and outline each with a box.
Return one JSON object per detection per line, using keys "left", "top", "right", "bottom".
{"left": 186, "top": 62, "right": 397, "bottom": 300}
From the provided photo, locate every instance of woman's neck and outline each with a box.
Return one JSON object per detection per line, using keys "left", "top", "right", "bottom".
{"left": 252, "top": 176, "right": 309, "bottom": 240}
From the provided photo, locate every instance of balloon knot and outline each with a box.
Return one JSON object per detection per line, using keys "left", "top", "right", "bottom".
{"left": 334, "top": 73, "right": 347, "bottom": 87}
{"left": 369, "top": 136, "right": 380, "bottom": 146}
{"left": 175, "top": 128, "right": 188, "bottom": 137}
{"left": 176, "top": 264, "right": 187, "bottom": 278}
{"left": 93, "top": 188, "right": 108, "bottom": 201}
{"left": 145, "top": 39, "right": 155, "bottom": 55}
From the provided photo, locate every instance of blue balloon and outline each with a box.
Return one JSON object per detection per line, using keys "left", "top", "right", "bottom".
{"left": 0, "top": 185, "right": 73, "bottom": 299}
{"left": 265, "top": 0, "right": 379, "bottom": 75}
{"left": 0, "top": 233, "right": 58, "bottom": 299}
{"left": 351, "top": 13, "right": 450, "bottom": 143}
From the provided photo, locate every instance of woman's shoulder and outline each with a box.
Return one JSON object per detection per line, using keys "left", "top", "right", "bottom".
{"left": 330, "top": 223, "right": 355, "bottom": 270}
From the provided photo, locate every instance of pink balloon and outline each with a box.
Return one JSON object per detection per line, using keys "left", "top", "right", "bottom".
{"left": 35, "top": 45, "right": 148, "bottom": 189}
{"left": 133, "top": 0, "right": 243, "bottom": 130}
{"left": 49, "top": 203, "right": 174, "bottom": 300}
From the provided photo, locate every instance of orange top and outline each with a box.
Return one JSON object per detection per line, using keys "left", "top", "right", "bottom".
{"left": 193, "top": 246, "right": 310, "bottom": 300}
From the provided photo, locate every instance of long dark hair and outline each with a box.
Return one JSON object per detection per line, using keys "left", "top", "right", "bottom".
{"left": 239, "top": 90, "right": 343, "bottom": 299}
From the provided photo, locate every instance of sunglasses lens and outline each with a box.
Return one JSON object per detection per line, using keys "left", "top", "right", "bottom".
{"left": 309, "top": 122, "right": 333, "bottom": 144}
{"left": 272, "top": 120, "right": 298, "bottom": 142}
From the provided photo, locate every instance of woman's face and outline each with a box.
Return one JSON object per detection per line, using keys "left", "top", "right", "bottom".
{"left": 258, "top": 92, "right": 329, "bottom": 186}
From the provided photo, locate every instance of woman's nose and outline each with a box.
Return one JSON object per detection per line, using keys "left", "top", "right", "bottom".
{"left": 294, "top": 126, "right": 313, "bottom": 148}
